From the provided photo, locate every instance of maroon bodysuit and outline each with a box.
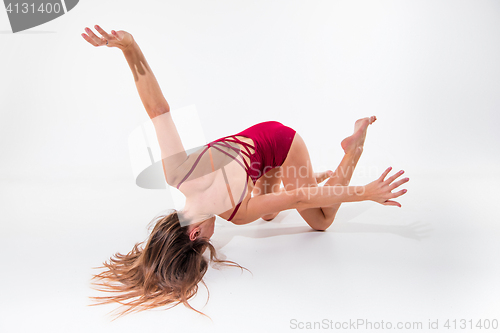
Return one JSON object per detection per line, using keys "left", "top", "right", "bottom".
{"left": 176, "top": 121, "right": 296, "bottom": 221}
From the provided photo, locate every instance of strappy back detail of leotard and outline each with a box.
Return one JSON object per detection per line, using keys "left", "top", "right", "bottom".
{"left": 175, "top": 135, "right": 256, "bottom": 221}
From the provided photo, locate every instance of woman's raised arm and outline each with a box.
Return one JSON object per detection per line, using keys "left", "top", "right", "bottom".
{"left": 82, "top": 25, "right": 169, "bottom": 117}
{"left": 81, "top": 25, "right": 187, "bottom": 182}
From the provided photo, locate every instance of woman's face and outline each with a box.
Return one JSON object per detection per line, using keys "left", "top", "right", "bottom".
{"left": 188, "top": 215, "right": 216, "bottom": 240}
{"left": 199, "top": 215, "right": 216, "bottom": 239}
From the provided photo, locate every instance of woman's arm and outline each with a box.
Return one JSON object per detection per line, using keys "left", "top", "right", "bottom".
{"left": 239, "top": 167, "right": 409, "bottom": 223}
{"left": 240, "top": 185, "right": 366, "bottom": 223}
{"left": 295, "top": 165, "right": 409, "bottom": 209}
{"left": 120, "top": 37, "right": 170, "bottom": 117}
{"left": 82, "top": 25, "right": 169, "bottom": 117}
{"left": 81, "top": 25, "right": 187, "bottom": 181}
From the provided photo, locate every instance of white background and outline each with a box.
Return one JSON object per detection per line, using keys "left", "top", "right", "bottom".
{"left": 1, "top": 1, "right": 499, "bottom": 332}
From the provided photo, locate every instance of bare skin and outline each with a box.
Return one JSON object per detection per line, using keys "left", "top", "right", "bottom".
{"left": 248, "top": 116, "right": 378, "bottom": 229}
{"left": 186, "top": 215, "right": 216, "bottom": 241}
{"left": 341, "top": 116, "right": 377, "bottom": 155}
{"left": 82, "top": 25, "right": 409, "bottom": 240}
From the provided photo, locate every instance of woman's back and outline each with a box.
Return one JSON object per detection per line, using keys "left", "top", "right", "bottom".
{"left": 174, "top": 136, "right": 256, "bottom": 222}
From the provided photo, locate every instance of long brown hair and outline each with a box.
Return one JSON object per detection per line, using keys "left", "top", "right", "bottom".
{"left": 89, "top": 211, "right": 244, "bottom": 318}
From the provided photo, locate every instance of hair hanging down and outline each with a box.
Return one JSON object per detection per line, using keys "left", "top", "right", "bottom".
{"left": 89, "top": 211, "right": 245, "bottom": 318}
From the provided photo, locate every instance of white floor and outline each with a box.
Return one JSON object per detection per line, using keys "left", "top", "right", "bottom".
{"left": 2, "top": 2, "right": 500, "bottom": 331}
{"left": 1, "top": 168, "right": 498, "bottom": 333}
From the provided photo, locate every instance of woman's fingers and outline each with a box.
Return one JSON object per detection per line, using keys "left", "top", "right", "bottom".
{"left": 391, "top": 188, "right": 407, "bottom": 198}
{"left": 111, "top": 30, "right": 121, "bottom": 40}
{"left": 94, "top": 25, "right": 112, "bottom": 40}
{"left": 81, "top": 26, "right": 133, "bottom": 50}
{"left": 84, "top": 27, "right": 105, "bottom": 45}
{"left": 82, "top": 27, "right": 107, "bottom": 47}
{"left": 81, "top": 25, "right": 112, "bottom": 47}
{"left": 379, "top": 167, "right": 392, "bottom": 181}
{"left": 82, "top": 25, "right": 119, "bottom": 47}
{"left": 81, "top": 33, "right": 99, "bottom": 47}
{"left": 373, "top": 168, "right": 408, "bottom": 207}
{"left": 384, "top": 169, "right": 404, "bottom": 185}
{"left": 389, "top": 177, "right": 409, "bottom": 190}
{"left": 383, "top": 200, "right": 401, "bottom": 207}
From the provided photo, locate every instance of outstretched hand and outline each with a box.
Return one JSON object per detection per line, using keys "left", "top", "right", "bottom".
{"left": 81, "top": 25, "right": 134, "bottom": 50}
{"left": 365, "top": 167, "right": 409, "bottom": 207}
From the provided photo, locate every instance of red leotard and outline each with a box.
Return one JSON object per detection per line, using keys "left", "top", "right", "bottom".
{"left": 176, "top": 121, "right": 296, "bottom": 221}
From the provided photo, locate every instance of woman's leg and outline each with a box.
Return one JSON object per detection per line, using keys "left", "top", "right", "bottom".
{"left": 252, "top": 168, "right": 283, "bottom": 221}
{"left": 320, "top": 116, "right": 377, "bottom": 217}
{"left": 281, "top": 117, "right": 376, "bottom": 231}
{"left": 252, "top": 169, "right": 334, "bottom": 221}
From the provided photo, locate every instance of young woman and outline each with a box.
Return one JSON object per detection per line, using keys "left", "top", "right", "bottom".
{"left": 83, "top": 25, "right": 409, "bottom": 317}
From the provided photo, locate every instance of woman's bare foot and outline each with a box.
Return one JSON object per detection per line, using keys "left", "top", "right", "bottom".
{"left": 341, "top": 116, "right": 377, "bottom": 155}
{"left": 314, "top": 170, "right": 334, "bottom": 183}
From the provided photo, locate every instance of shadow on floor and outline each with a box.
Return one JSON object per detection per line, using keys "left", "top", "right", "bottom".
{"left": 213, "top": 209, "right": 432, "bottom": 251}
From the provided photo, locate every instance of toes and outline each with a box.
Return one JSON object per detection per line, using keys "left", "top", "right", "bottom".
{"left": 314, "top": 170, "right": 334, "bottom": 183}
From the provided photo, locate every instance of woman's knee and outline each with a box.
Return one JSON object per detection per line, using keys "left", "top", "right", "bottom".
{"left": 262, "top": 212, "right": 279, "bottom": 221}
{"left": 305, "top": 211, "right": 336, "bottom": 231}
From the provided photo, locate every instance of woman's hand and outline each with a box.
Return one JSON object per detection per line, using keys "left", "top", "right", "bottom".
{"left": 81, "top": 25, "right": 134, "bottom": 51}
{"left": 365, "top": 167, "right": 409, "bottom": 207}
